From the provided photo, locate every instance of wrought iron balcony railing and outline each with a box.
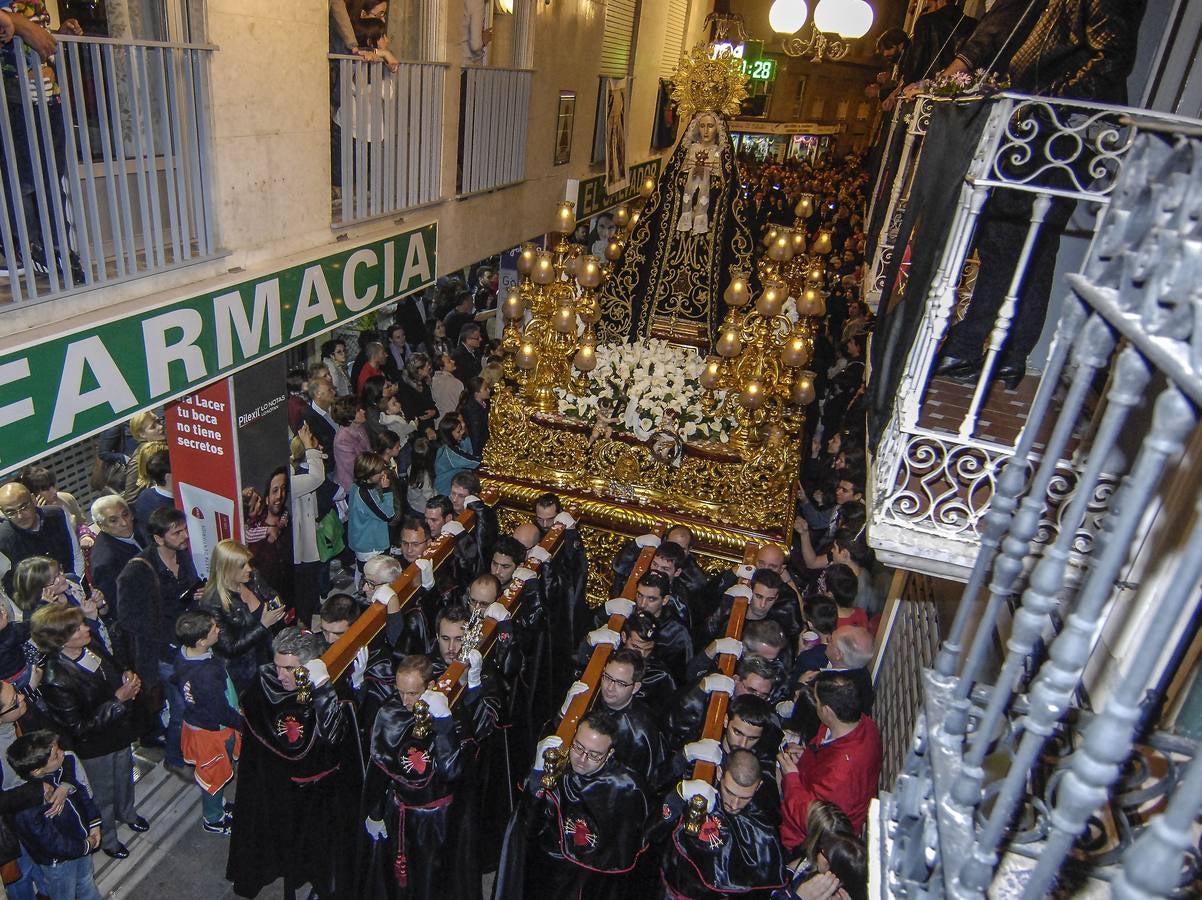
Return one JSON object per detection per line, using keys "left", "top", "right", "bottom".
{"left": 865, "top": 93, "right": 1197, "bottom": 578}
{"left": 875, "top": 104, "right": 1202, "bottom": 898}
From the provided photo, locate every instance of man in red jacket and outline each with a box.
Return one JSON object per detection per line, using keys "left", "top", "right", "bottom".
{"left": 777, "top": 670, "right": 881, "bottom": 853}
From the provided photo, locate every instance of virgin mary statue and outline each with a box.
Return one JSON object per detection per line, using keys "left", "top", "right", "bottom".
{"left": 597, "top": 47, "right": 756, "bottom": 348}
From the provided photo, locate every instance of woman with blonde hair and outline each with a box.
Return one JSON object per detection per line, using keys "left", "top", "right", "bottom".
{"left": 197, "top": 540, "right": 286, "bottom": 692}
{"left": 122, "top": 410, "right": 167, "bottom": 503}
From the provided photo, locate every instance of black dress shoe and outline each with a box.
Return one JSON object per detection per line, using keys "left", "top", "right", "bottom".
{"left": 996, "top": 363, "right": 1025, "bottom": 390}
{"left": 934, "top": 355, "right": 981, "bottom": 380}
{"left": 103, "top": 842, "right": 130, "bottom": 859}
{"left": 127, "top": 816, "right": 150, "bottom": 833}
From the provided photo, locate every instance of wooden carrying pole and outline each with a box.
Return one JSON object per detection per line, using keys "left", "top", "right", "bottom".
{"left": 435, "top": 510, "right": 576, "bottom": 705}
{"left": 688, "top": 542, "right": 760, "bottom": 787}
{"left": 320, "top": 488, "right": 499, "bottom": 681}
{"left": 541, "top": 527, "right": 666, "bottom": 777}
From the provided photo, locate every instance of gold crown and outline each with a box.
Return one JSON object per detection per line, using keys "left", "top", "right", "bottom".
{"left": 670, "top": 44, "right": 749, "bottom": 122}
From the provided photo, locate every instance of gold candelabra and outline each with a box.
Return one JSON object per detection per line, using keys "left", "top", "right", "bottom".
{"left": 701, "top": 231, "right": 824, "bottom": 454}
{"left": 501, "top": 201, "right": 606, "bottom": 413}
{"left": 500, "top": 187, "right": 652, "bottom": 412}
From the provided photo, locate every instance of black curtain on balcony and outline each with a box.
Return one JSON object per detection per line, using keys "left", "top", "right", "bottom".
{"left": 867, "top": 99, "right": 993, "bottom": 447}
{"left": 864, "top": 109, "right": 906, "bottom": 264}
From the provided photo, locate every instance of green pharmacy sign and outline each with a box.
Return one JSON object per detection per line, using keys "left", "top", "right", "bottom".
{"left": 0, "top": 223, "right": 437, "bottom": 475}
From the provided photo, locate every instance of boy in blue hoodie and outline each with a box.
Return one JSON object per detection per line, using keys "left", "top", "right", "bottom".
{"left": 6, "top": 729, "right": 102, "bottom": 900}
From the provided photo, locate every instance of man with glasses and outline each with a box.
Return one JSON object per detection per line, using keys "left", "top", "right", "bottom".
{"left": 0, "top": 481, "right": 80, "bottom": 596}
{"left": 496, "top": 710, "right": 650, "bottom": 899}
{"left": 664, "top": 654, "right": 783, "bottom": 750}
{"left": 558, "top": 649, "right": 664, "bottom": 782}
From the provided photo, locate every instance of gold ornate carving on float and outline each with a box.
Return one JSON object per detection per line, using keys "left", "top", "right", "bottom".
{"left": 482, "top": 384, "right": 798, "bottom": 541}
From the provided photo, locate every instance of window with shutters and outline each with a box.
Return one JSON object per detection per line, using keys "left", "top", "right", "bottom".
{"left": 659, "top": 0, "right": 690, "bottom": 79}
{"left": 600, "top": 0, "right": 641, "bottom": 78}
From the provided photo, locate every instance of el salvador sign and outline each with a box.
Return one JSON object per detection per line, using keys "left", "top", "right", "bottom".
{"left": 0, "top": 222, "right": 437, "bottom": 476}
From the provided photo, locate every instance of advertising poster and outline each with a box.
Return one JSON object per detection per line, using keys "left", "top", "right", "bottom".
{"left": 166, "top": 380, "right": 238, "bottom": 576}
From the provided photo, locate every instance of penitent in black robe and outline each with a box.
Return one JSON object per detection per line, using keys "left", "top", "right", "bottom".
{"left": 226, "top": 666, "right": 362, "bottom": 899}
{"left": 655, "top": 790, "right": 787, "bottom": 898}
{"left": 495, "top": 758, "right": 651, "bottom": 900}
{"left": 356, "top": 698, "right": 476, "bottom": 900}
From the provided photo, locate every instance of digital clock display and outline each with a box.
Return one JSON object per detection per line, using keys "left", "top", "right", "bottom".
{"left": 746, "top": 58, "right": 776, "bottom": 81}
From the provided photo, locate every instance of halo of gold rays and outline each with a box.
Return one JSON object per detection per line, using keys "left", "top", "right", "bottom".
{"left": 670, "top": 45, "right": 750, "bottom": 122}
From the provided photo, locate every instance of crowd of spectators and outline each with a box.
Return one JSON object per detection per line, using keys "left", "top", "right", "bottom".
{"left": 0, "top": 147, "right": 880, "bottom": 896}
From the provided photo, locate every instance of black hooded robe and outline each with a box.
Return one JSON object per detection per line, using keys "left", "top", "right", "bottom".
{"left": 494, "top": 759, "right": 651, "bottom": 900}
{"left": 356, "top": 697, "right": 476, "bottom": 900}
{"left": 226, "top": 666, "right": 362, "bottom": 899}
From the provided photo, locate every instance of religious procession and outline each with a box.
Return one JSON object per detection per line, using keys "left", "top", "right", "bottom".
{"left": 0, "top": 0, "right": 1195, "bottom": 898}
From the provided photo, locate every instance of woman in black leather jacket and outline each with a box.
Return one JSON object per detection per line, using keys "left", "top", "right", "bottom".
{"left": 197, "top": 540, "right": 287, "bottom": 694}
{"left": 32, "top": 604, "right": 147, "bottom": 859}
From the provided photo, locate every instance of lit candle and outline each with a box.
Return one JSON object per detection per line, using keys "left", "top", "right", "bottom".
{"left": 699, "top": 358, "right": 722, "bottom": 389}
{"left": 554, "top": 307, "right": 577, "bottom": 334}
{"left": 613, "top": 206, "right": 630, "bottom": 229}
{"left": 723, "top": 273, "right": 750, "bottom": 307}
{"left": 756, "top": 283, "right": 784, "bottom": 318}
{"left": 517, "top": 342, "right": 538, "bottom": 370}
{"left": 641, "top": 177, "right": 656, "bottom": 198}
{"left": 780, "top": 333, "right": 810, "bottom": 367}
{"left": 573, "top": 344, "right": 597, "bottom": 372}
{"left": 531, "top": 253, "right": 556, "bottom": 286}
{"left": 799, "top": 287, "right": 827, "bottom": 317}
{"left": 576, "top": 256, "right": 603, "bottom": 288}
{"left": 554, "top": 201, "right": 576, "bottom": 235}
{"left": 813, "top": 230, "right": 833, "bottom": 255}
{"left": 791, "top": 373, "right": 816, "bottom": 405}
{"left": 716, "top": 329, "right": 742, "bottom": 358}
{"left": 502, "top": 294, "right": 524, "bottom": 321}
{"left": 517, "top": 245, "right": 538, "bottom": 276}
{"left": 768, "top": 234, "right": 794, "bottom": 263}
{"left": 739, "top": 379, "right": 765, "bottom": 410}
{"left": 605, "top": 240, "right": 623, "bottom": 262}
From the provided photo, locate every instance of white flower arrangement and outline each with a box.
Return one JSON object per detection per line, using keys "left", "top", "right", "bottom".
{"left": 554, "top": 338, "right": 738, "bottom": 445}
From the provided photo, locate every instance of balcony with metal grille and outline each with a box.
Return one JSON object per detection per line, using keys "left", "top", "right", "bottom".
{"left": 868, "top": 96, "right": 1202, "bottom": 898}
{"left": 0, "top": 34, "right": 216, "bottom": 309}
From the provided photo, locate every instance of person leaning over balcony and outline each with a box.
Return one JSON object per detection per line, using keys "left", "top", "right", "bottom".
{"left": 777, "top": 671, "right": 881, "bottom": 853}
{"left": 929, "top": 0, "right": 1142, "bottom": 388}
{"left": 0, "top": 1, "right": 85, "bottom": 283}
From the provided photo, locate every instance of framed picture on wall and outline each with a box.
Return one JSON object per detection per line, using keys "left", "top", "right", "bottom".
{"left": 555, "top": 91, "right": 576, "bottom": 166}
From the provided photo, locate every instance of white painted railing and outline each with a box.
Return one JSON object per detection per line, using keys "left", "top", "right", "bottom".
{"left": 0, "top": 34, "right": 216, "bottom": 306}
{"left": 457, "top": 66, "right": 531, "bottom": 195}
{"left": 330, "top": 56, "right": 446, "bottom": 226}
{"left": 867, "top": 92, "right": 1199, "bottom": 578}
